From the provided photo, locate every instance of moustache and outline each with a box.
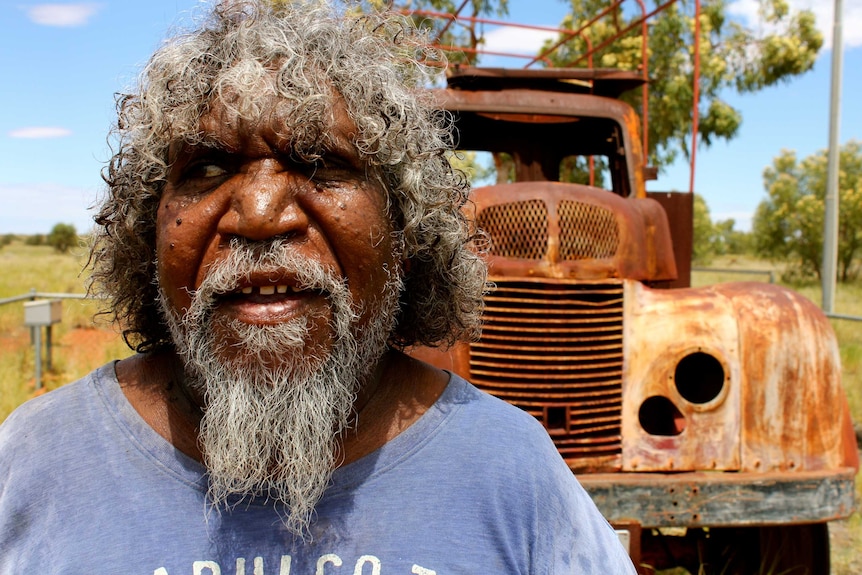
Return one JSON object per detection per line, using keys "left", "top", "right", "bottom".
{"left": 188, "top": 238, "right": 351, "bottom": 317}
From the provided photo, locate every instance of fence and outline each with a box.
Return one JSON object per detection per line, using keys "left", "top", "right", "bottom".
{"left": 0, "top": 288, "right": 91, "bottom": 307}
{"left": 690, "top": 266, "right": 776, "bottom": 284}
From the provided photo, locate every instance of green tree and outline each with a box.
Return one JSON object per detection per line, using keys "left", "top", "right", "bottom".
{"left": 752, "top": 141, "right": 862, "bottom": 281}
{"left": 544, "top": 0, "right": 821, "bottom": 170}
{"left": 693, "top": 194, "right": 753, "bottom": 263}
{"left": 713, "top": 218, "right": 751, "bottom": 255}
{"left": 692, "top": 193, "right": 716, "bottom": 263}
{"left": 403, "top": 0, "right": 820, "bottom": 171}
{"left": 47, "top": 223, "right": 78, "bottom": 254}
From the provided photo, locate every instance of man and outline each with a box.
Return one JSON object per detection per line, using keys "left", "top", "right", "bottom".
{"left": 0, "top": 1, "right": 636, "bottom": 573}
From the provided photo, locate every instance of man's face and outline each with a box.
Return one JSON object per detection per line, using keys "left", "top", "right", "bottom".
{"left": 154, "top": 92, "right": 403, "bottom": 534}
{"left": 156, "top": 95, "right": 399, "bottom": 367}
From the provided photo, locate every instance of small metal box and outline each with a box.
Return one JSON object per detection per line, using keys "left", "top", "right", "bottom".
{"left": 23, "top": 299, "right": 62, "bottom": 327}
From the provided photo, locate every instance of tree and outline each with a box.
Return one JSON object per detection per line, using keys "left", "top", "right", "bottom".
{"left": 47, "top": 223, "right": 78, "bottom": 254}
{"left": 544, "top": 0, "right": 822, "bottom": 170}
{"left": 713, "top": 218, "right": 751, "bottom": 255}
{"left": 398, "top": 0, "right": 821, "bottom": 172}
{"left": 692, "top": 193, "right": 716, "bottom": 263}
{"left": 752, "top": 141, "right": 862, "bottom": 282}
{"left": 365, "top": 0, "right": 511, "bottom": 66}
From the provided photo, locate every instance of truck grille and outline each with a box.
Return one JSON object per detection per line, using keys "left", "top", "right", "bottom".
{"left": 477, "top": 199, "right": 548, "bottom": 259}
{"left": 477, "top": 198, "right": 620, "bottom": 262}
{"left": 470, "top": 279, "right": 624, "bottom": 471}
{"left": 559, "top": 200, "right": 620, "bottom": 260}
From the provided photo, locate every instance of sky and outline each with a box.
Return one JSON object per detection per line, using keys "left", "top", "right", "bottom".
{"left": 1, "top": 0, "right": 860, "bottom": 234}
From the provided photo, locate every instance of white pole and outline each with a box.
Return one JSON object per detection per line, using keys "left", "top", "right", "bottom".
{"left": 822, "top": 0, "right": 843, "bottom": 312}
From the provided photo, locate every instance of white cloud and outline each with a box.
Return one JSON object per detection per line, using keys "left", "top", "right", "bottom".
{"left": 728, "top": 0, "right": 862, "bottom": 50}
{"left": 8, "top": 127, "right": 72, "bottom": 139}
{"left": 482, "top": 26, "right": 559, "bottom": 57}
{"left": 0, "top": 182, "right": 96, "bottom": 234}
{"left": 26, "top": 3, "right": 102, "bottom": 27}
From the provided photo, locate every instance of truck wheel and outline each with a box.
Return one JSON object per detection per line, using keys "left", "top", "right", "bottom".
{"left": 702, "top": 524, "right": 829, "bottom": 574}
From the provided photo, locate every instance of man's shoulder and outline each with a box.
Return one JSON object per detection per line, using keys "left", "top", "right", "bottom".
{"left": 438, "top": 374, "right": 571, "bottom": 480}
{"left": 446, "top": 373, "right": 556, "bottom": 443}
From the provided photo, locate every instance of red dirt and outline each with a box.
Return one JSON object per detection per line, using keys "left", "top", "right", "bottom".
{"left": 59, "top": 326, "right": 122, "bottom": 352}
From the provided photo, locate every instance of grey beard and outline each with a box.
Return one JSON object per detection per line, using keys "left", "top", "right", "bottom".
{"left": 158, "top": 238, "right": 402, "bottom": 535}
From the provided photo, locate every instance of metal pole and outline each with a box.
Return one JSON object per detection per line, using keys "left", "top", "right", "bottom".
{"left": 46, "top": 325, "right": 53, "bottom": 371}
{"left": 28, "top": 288, "right": 37, "bottom": 346}
{"left": 822, "top": 0, "right": 843, "bottom": 312}
{"left": 34, "top": 327, "right": 43, "bottom": 391}
{"left": 689, "top": 0, "right": 701, "bottom": 194}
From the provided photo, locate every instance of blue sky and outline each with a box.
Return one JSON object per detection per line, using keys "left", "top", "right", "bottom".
{"left": 1, "top": 0, "right": 860, "bottom": 234}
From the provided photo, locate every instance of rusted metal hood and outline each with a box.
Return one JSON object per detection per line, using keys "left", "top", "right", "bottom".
{"left": 470, "top": 181, "right": 677, "bottom": 282}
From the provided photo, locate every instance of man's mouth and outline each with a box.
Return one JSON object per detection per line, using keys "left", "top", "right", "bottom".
{"left": 207, "top": 276, "right": 329, "bottom": 326}
{"left": 236, "top": 284, "right": 303, "bottom": 296}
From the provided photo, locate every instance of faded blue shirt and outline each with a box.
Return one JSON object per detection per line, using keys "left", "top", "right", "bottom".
{"left": 0, "top": 362, "right": 636, "bottom": 574}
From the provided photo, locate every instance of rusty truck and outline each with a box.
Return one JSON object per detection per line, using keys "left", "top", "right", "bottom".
{"left": 410, "top": 65, "right": 859, "bottom": 574}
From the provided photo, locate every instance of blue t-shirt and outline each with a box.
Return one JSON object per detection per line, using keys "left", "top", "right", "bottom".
{"left": 0, "top": 362, "right": 635, "bottom": 574}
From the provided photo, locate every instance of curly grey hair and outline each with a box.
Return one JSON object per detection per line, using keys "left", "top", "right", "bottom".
{"left": 90, "top": 0, "right": 486, "bottom": 353}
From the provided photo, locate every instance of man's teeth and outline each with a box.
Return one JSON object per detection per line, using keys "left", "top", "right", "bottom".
{"left": 238, "top": 285, "right": 297, "bottom": 295}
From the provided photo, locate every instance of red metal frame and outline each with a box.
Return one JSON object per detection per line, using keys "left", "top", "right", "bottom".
{"left": 690, "top": 0, "right": 701, "bottom": 194}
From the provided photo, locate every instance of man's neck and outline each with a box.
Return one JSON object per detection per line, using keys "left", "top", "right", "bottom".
{"left": 338, "top": 349, "right": 449, "bottom": 466}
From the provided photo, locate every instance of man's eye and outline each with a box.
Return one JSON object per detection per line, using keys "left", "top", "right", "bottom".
{"left": 187, "top": 162, "right": 229, "bottom": 180}
{"left": 309, "top": 158, "right": 356, "bottom": 184}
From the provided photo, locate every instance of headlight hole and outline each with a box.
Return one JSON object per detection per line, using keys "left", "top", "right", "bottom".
{"left": 675, "top": 351, "right": 725, "bottom": 405}
{"left": 638, "top": 396, "right": 686, "bottom": 436}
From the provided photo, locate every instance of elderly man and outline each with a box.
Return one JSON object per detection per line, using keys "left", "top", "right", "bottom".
{"left": 0, "top": 2, "right": 636, "bottom": 573}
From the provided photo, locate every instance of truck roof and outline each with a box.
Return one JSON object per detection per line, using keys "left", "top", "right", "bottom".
{"left": 446, "top": 66, "right": 646, "bottom": 99}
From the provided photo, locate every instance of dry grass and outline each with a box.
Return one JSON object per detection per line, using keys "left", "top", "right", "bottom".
{"left": 0, "top": 240, "right": 131, "bottom": 421}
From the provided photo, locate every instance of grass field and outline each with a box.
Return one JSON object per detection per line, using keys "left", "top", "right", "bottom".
{"left": 0, "top": 241, "right": 131, "bottom": 421}
{"left": 1, "top": 244, "right": 860, "bottom": 572}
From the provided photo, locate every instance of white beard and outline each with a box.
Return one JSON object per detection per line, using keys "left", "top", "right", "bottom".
{"left": 158, "top": 238, "right": 401, "bottom": 534}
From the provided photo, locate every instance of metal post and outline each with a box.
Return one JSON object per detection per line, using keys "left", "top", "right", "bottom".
{"left": 46, "top": 325, "right": 53, "bottom": 371}
{"left": 822, "top": 0, "right": 843, "bottom": 312}
{"left": 689, "top": 0, "right": 701, "bottom": 194}
{"left": 28, "top": 288, "right": 37, "bottom": 346}
{"left": 33, "top": 327, "right": 43, "bottom": 391}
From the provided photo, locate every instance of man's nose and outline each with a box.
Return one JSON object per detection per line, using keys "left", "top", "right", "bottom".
{"left": 218, "top": 164, "right": 312, "bottom": 242}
